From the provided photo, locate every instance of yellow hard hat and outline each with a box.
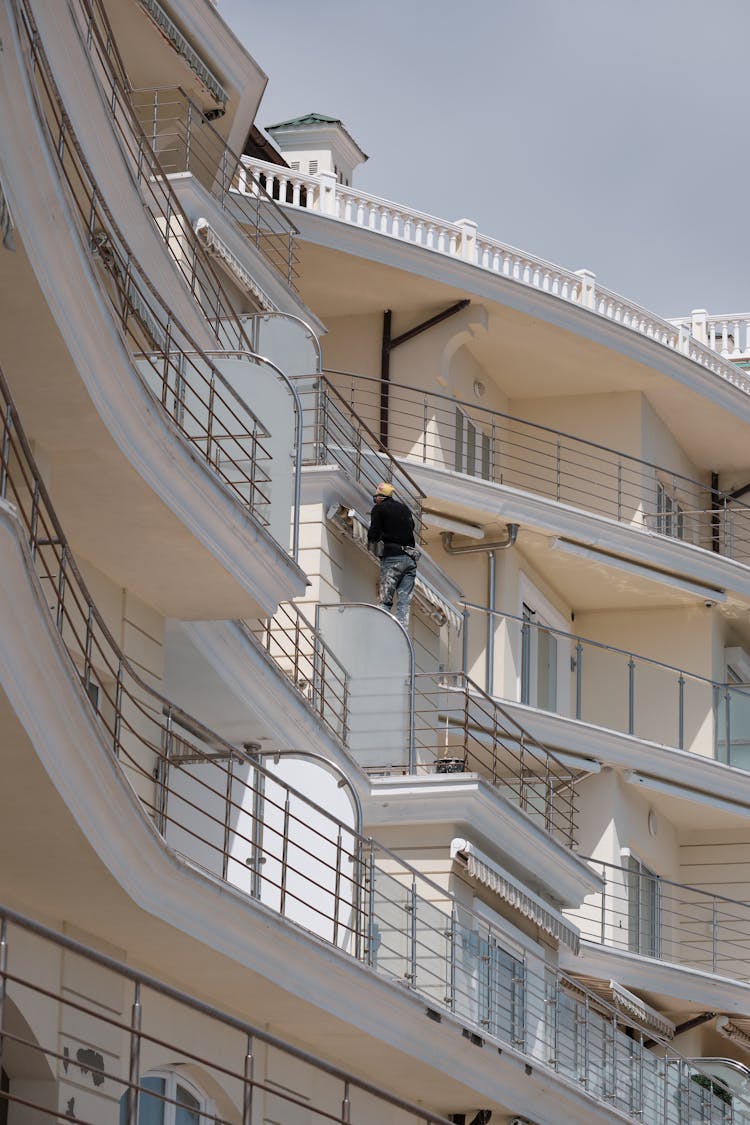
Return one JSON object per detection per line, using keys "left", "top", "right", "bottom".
{"left": 375, "top": 482, "right": 394, "bottom": 497}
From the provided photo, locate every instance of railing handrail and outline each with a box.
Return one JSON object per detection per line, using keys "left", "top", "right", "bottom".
{"left": 14, "top": 0, "right": 276, "bottom": 520}
{"left": 131, "top": 83, "right": 299, "bottom": 239}
{"left": 71, "top": 0, "right": 259, "bottom": 351}
{"left": 0, "top": 361, "right": 553, "bottom": 928}
{"left": 324, "top": 369, "right": 750, "bottom": 515}
{"left": 298, "top": 373, "right": 427, "bottom": 498}
{"left": 581, "top": 855, "right": 750, "bottom": 912}
{"left": 0, "top": 904, "right": 455, "bottom": 1125}
{"left": 461, "top": 599, "right": 750, "bottom": 697}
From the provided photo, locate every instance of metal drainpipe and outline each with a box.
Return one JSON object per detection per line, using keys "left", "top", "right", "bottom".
{"left": 442, "top": 524, "right": 519, "bottom": 692}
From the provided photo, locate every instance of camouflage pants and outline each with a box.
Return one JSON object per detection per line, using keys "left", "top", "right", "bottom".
{"left": 379, "top": 554, "right": 417, "bottom": 628}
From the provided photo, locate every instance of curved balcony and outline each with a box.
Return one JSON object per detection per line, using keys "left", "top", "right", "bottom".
{"left": 241, "top": 604, "right": 350, "bottom": 745}
{"left": 41, "top": 0, "right": 257, "bottom": 354}
{"left": 242, "top": 154, "right": 750, "bottom": 403}
{"left": 4, "top": 0, "right": 307, "bottom": 602}
{"left": 460, "top": 603, "right": 750, "bottom": 769}
{"left": 0, "top": 367, "right": 722, "bottom": 1124}
{"left": 327, "top": 371, "right": 750, "bottom": 570}
{"left": 129, "top": 83, "right": 299, "bottom": 291}
{"left": 0, "top": 905, "right": 454, "bottom": 1125}
{"left": 244, "top": 599, "right": 578, "bottom": 848}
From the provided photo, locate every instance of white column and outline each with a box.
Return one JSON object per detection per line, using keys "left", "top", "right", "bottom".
{"left": 690, "top": 308, "right": 708, "bottom": 345}
{"left": 317, "top": 170, "right": 338, "bottom": 216}
{"left": 574, "top": 268, "right": 596, "bottom": 310}
{"left": 455, "top": 218, "right": 478, "bottom": 262}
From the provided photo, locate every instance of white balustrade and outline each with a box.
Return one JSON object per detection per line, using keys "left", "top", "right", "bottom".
{"left": 241, "top": 156, "right": 750, "bottom": 398}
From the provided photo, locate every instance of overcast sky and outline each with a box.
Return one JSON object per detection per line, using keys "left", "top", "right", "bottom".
{"left": 220, "top": 1, "right": 749, "bottom": 318}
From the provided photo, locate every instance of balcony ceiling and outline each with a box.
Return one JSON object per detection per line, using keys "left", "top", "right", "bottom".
{"left": 294, "top": 239, "right": 750, "bottom": 475}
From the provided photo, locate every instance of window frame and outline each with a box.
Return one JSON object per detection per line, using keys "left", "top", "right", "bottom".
{"left": 120, "top": 1068, "right": 215, "bottom": 1125}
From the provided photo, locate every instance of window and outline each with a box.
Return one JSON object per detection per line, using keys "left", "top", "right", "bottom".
{"left": 521, "top": 603, "right": 558, "bottom": 712}
{"left": 656, "top": 482, "right": 684, "bottom": 539}
{"left": 625, "top": 853, "right": 660, "bottom": 957}
{"left": 308, "top": 159, "right": 318, "bottom": 174}
{"left": 119, "top": 1071, "right": 213, "bottom": 1125}
{"left": 454, "top": 408, "right": 491, "bottom": 480}
{"left": 289, "top": 161, "right": 300, "bottom": 171}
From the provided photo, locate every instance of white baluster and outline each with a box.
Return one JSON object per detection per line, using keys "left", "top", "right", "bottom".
{"left": 414, "top": 218, "right": 424, "bottom": 245}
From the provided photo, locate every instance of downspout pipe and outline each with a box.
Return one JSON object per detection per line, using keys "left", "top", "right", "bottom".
{"left": 441, "top": 525, "right": 519, "bottom": 691}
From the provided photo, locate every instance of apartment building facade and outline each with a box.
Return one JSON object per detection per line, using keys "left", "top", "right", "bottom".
{"left": 2, "top": 1, "right": 750, "bottom": 1123}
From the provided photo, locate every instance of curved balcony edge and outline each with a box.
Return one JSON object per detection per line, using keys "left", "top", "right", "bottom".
{"left": 410, "top": 461, "right": 747, "bottom": 601}
{"left": 563, "top": 938, "right": 750, "bottom": 1018}
{"left": 0, "top": 160, "right": 304, "bottom": 618}
{"left": 0, "top": 498, "right": 627, "bottom": 1125}
{"left": 181, "top": 618, "right": 359, "bottom": 784}
{"left": 498, "top": 698, "right": 750, "bottom": 813}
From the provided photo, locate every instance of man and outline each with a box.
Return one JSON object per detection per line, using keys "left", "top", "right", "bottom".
{"left": 367, "top": 481, "right": 419, "bottom": 628}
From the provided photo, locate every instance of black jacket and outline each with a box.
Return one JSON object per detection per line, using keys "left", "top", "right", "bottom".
{"left": 368, "top": 496, "right": 415, "bottom": 557}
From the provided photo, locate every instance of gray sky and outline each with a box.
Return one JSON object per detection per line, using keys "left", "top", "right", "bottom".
{"left": 220, "top": 1, "right": 749, "bottom": 318}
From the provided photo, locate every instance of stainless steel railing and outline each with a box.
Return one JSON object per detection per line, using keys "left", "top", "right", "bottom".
{"left": 412, "top": 672, "right": 577, "bottom": 847}
{"left": 574, "top": 857, "right": 750, "bottom": 982}
{"left": 328, "top": 370, "right": 750, "bottom": 567}
{"left": 130, "top": 84, "right": 299, "bottom": 289}
{"left": 13, "top": 0, "right": 274, "bottom": 522}
{"left": 0, "top": 905, "right": 455, "bottom": 1125}
{"left": 0, "top": 369, "right": 743, "bottom": 1123}
{"left": 69, "top": 0, "right": 257, "bottom": 351}
{"left": 460, "top": 601, "right": 750, "bottom": 766}
{"left": 293, "top": 374, "right": 426, "bottom": 541}
{"left": 240, "top": 603, "right": 351, "bottom": 745}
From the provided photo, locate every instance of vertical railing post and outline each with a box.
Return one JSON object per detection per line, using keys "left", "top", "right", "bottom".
{"left": 250, "top": 758, "right": 265, "bottom": 901}
{"left": 575, "top": 640, "right": 583, "bottom": 720}
{"left": 113, "top": 656, "right": 124, "bottom": 758}
{"left": 241, "top": 1034, "right": 254, "bottom": 1125}
{"left": 617, "top": 459, "right": 623, "bottom": 521}
{"left": 611, "top": 1013, "right": 619, "bottom": 1105}
{"left": 279, "top": 792, "right": 291, "bottom": 917}
{"left": 333, "top": 829, "right": 343, "bottom": 947}
{"left": 555, "top": 434, "right": 561, "bottom": 501}
{"left": 712, "top": 898, "right": 718, "bottom": 974}
{"left": 341, "top": 1081, "right": 351, "bottom": 1124}
{"left": 600, "top": 868, "right": 607, "bottom": 945}
{"left": 55, "top": 546, "right": 67, "bottom": 634}
{"left": 221, "top": 755, "right": 234, "bottom": 882}
{"left": 461, "top": 607, "right": 469, "bottom": 676}
{"left": 0, "top": 406, "right": 11, "bottom": 499}
{"left": 628, "top": 657, "right": 635, "bottom": 736}
{"left": 0, "top": 916, "right": 7, "bottom": 1091}
{"left": 409, "top": 875, "right": 418, "bottom": 987}
{"left": 29, "top": 480, "right": 40, "bottom": 558}
{"left": 582, "top": 992, "right": 590, "bottom": 1091}
{"left": 185, "top": 99, "right": 192, "bottom": 173}
{"left": 365, "top": 842, "right": 376, "bottom": 967}
{"left": 678, "top": 674, "right": 685, "bottom": 750}
{"left": 126, "top": 981, "right": 142, "bottom": 1125}
{"left": 448, "top": 905, "right": 457, "bottom": 1013}
{"left": 724, "top": 686, "right": 732, "bottom": 765}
